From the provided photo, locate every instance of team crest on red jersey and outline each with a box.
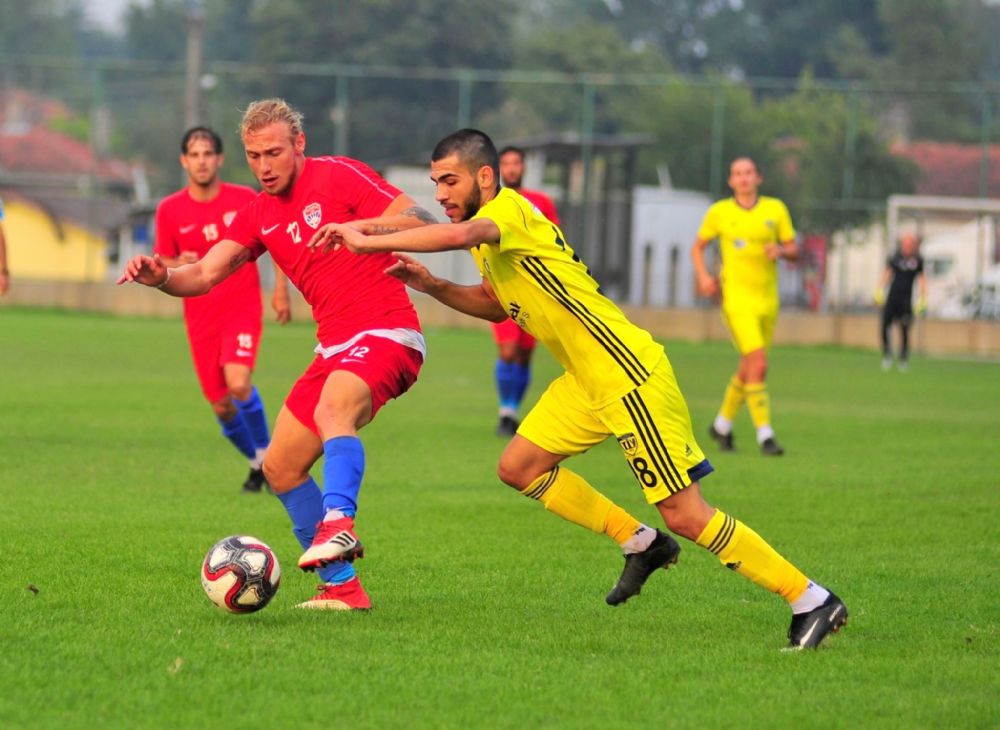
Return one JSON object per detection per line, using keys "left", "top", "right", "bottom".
{"left": 223, "top": 211, "right": 237, "bottom": 227}
{"left": 303, "top": 202, "right": 323, "bottom": 229}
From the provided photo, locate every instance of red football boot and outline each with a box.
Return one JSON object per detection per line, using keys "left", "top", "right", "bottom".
{"left": 296, "top": 576, "right": 372, "bottom": 610}
{"left": 298, "top": 516, "right": 365, "bottom": 571}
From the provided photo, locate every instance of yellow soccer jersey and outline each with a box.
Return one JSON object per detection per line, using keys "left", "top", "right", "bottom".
{"left": 472, "top": 188, "right": 664, "bottom": 408}
{"left": 697, "top": 196, "right": 795, "bottom": 310}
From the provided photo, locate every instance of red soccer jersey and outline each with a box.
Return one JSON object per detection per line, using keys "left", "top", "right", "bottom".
{"left": 155, "top": 182, "right": 261, "bottom": 331}
{"left": 224, "top": 156, "right": 420, "bottom": 346}
{"left": 518, "top": 188, "right": 560, "bottom": 226}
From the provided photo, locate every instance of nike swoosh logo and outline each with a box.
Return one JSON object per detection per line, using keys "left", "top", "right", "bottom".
{"left": 793, "top": 605, "right": 844, "bottom": 648}
{"left": 261, "top": 223, "right": 280, "bottom": 235}
{"left": 180, "top": 225, "right": 196, "bottom": 233}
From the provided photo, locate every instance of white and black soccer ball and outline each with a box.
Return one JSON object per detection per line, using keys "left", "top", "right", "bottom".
{"left": 201, "top": 535, "right": 281, "bottom": 613}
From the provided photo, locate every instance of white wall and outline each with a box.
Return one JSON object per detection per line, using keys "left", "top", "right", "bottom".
{"left": 384, "top": 165, "right": 483, "bottom": 286}
{"left": 629, "top": 186, "right": 711, "bottom": 307}
{"left": 826, "top": 216, "right": 998, "bottom": 317}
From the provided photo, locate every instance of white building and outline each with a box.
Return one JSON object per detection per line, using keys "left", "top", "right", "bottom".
{"left": 628, "top": 186, "right": 711, "bottom": 308}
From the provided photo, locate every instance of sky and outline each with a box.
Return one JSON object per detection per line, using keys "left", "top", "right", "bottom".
{"left": 82, "top": 0, "right": 139, "bottom": 31}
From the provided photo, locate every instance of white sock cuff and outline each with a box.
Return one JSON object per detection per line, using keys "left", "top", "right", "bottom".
{"left": 790, "top": 581, "right": 830, "bottom": 614}
{"left": 622, "top": 524, "right": 657, "bottom": 555}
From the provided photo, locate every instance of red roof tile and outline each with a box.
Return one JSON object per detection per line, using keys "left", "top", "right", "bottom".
{"left": 892, "top": 141, "right": 1000, "bottom": 198}
{"left": 0, "top": 125, "right": 132, "bottom": 182}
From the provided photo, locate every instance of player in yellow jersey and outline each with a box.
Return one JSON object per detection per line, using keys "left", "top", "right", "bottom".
{"left": 309, "top": 130, "right": 846, "bottom": 648}
{"left": 692, "top": 157, "right": 798, "bottom": 456}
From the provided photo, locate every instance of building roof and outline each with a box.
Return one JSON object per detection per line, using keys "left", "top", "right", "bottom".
{"left": 892, "top": 141, "right": 1000, "bottom": 198}
{"left": 0, "top": 125, "right": 132, "bottom": 184}
{"left": 0, "top": 87, "right": 135, "bottom": 231}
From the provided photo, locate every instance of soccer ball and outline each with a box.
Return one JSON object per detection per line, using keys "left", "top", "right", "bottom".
{"left": 201, "top": 535, "right": 281, "bottom": 613}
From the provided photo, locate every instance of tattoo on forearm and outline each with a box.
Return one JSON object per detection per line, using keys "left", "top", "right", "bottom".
{"left": 402, "top": 206, "right": 438, "bottom": 225}
{"left": 228, "top": 249, "right": 250, "bottom": 271}
{"left": 369, "top": 224, "right": 402, "bottom": 235}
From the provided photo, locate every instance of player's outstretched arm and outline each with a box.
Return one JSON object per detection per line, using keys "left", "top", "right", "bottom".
{"left": 386, "top": 253, "right": 507, "bottom": 322}
{"left": 351, "top": 193, "right": 438, "bottom": 235}
{"left": 310, "top": 218, "right": 499, "bottom": 255}
{"left": 308, "top": 195, "right": 437, "bottom": 251}
{"left": 157, "top": 250, "right": 199, "bottom": 267}
{"left": 117, "top": 239, "right": 249, "bottom": 297}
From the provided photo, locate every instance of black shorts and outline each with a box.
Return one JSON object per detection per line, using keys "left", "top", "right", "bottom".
{"left": 883, "top": 304, "right": 913, "bottom": 326}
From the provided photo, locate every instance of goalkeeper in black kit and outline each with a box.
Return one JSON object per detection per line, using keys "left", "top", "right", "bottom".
{"left": 876, "top": 232, "right": 927, "bottom": 372}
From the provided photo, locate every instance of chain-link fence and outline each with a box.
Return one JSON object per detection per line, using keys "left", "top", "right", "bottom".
{"left": 1, "top": 56, "right": 998, "bottom": 318}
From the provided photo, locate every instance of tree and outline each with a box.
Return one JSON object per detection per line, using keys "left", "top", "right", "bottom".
{"left": 708, "top": 0, "right": 886, "bottom": 79}
{"left": 0, "top": 0, "right": 82, "bottom": 61}
{"left": 243, "top": 0, "right": 520, "bottom": 164}
{"left": 755, "top": 80, "right": 916, "bottom": 232}
{"left": 497, "top": 19, "right": 671, "bottom": 139}
{"left": 875, "top": 0, "right": 992, "bottom": 141}
{"left": 621, "top": 80, "right": 770, "bottom": 191}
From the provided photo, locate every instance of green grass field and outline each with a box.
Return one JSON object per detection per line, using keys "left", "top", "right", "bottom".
{"left": 1, "top": 307, "right": 997, "bottom": 729}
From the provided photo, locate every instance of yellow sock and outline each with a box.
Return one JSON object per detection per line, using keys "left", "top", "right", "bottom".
{"left": 695, "top": 510, "right": 809, "bottom": 603}
{"left": 744, "top": 382, "right": 771, "bottom": 430}
{"left": 520, "top": 466, "right": 640, "bottom": 545}
{"left": 719, "top": 376, "right": 745, "bottom": 421}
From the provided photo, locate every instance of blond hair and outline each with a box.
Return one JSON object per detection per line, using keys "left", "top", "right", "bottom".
{"left": 239, "top": 98, "right": 304, "bottom": 138}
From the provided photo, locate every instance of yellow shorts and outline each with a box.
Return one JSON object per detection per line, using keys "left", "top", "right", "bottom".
{"left": 722, "top": 307, "right": 776, "bottom": 355}
{"left": 519, "top": 355, "right": 714, "bottom": 504}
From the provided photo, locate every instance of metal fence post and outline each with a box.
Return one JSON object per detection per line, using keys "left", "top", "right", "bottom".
{"left": 457, "top": 72, "right": 472, "bottom": 129}
{"left": 837, "top": 88, "right": 859, "bottom": 313}
{"left": 709, "top": 83, "right": 725, "bottom": 198}
{"left": 581, "top": 79, "right": 595, "bottom": 250}
{"left": 333, "top": 74, "right": 349, "bottom": 156}
{"left": 979, "top": 88, "right": 993, "bottom": 200}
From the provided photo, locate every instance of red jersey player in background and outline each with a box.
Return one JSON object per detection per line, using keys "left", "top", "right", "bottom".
{"left": 156, "top": 126, "right": 291, "bottom": 494}
{"left": 491, "top": 145, "right": 561, "bottom": 436}
{"left": 121, "top": 100, "right": 435, "bottom": 609}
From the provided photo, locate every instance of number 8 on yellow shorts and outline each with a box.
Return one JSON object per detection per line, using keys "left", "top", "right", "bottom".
{"left": 519, "top": 355, "right": 714, "bottom": 504}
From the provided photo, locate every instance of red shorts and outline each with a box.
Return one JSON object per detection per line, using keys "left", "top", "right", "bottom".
{"left": 492, "top": 318, "right": 536, "bottom": 350}
{"left": 187, "top": 318, "right": 262, "bottom": 403}
{"left": 285, "top": 335, "right": 423, "bottom": 436}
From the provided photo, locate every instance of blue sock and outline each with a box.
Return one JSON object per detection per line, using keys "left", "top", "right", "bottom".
{"left": 511, "top": 362, "right": 531, "bottom": 407}
{"left": 495, "top": 359, "right": 520, "bottom": 412}
{"left": 322, "top": 436, "right": 365, "bottom": 516}
{"left": 276, "top": 478, "right": 354, "bottom": 585}
{"left": 233, "top": 386, "right": 270, "bottom": 451}
{"left": 218, "top": 414, "right": 256, "bottom": 461}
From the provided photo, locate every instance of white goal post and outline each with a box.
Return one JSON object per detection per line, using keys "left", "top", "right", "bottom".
{"left": 886, "top": 194, "right": 1000, "bottom": 319}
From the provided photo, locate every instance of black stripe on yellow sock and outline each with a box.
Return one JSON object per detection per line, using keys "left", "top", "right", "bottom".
{"left": 706, "top": 514, "right": 736, "bottom": 555}
{"left": 524, "top": 466, "right": 560, "bottom": 500}
{"left": 521, "top": 257, "right": 648, "bottom": 386}
{"left": 623, "top": 390, "right": 686, "bottom": 491}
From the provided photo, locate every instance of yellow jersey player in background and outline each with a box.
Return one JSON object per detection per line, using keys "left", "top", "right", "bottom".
{"left": 692, "top": 157, "right": 798, "bottom": 456}
{"left": 310, "top": 130, "right": 846, "bottom": 649}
